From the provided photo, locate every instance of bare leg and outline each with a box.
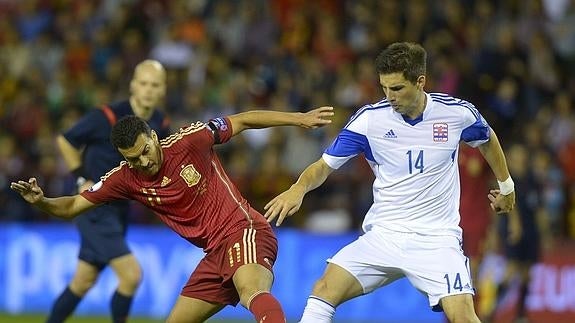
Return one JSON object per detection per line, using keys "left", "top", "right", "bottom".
{"left": 166, "top": 296, "right": 225, "bottom": 323}
{"left": 441, "top": 294, "right": 481, "bottom": 323}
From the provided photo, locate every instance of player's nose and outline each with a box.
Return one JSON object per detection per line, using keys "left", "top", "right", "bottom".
{"left": 139, "top": 156, "right": 150, "bottom": 167}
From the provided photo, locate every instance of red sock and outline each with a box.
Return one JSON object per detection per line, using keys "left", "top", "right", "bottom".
{"left": 248, "top": 292, "right": 286, "bottom": 323}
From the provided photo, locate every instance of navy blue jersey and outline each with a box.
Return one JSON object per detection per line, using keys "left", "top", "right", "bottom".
{"left": 63, "top": 100, "right": 170, "bottom": 182}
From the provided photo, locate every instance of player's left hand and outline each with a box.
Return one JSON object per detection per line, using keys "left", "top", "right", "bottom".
{"left": 299, "top": 106, "right": 334, "bottom": 129}
{"left": 488, "top": 189, "right": 515, "bottom": 214}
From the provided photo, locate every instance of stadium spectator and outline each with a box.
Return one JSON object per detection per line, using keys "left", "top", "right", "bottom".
{"left": 264, "top": 42, "right": 515, "bottom": 323}
{"left": 11, "top": 106, "right": 334, "bottom": 323}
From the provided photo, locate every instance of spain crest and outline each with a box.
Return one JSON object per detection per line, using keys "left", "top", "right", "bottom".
{"left": 180, "top": 164, "right": 201, "bottom": 187}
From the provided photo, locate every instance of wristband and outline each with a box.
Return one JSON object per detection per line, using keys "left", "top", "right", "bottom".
{"left": 497, "top": 177, "right": 514, "bottom": 195}
{"left": 76, "top": 176, "right": 87, "bottom": 187}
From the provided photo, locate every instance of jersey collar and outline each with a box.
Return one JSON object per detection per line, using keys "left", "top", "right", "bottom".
{"left": 400, "top": 92, "right": 432, "bottom": 126}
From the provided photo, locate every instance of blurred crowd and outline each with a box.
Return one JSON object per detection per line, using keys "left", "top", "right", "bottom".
{"left": 0, "top": 0, "right": 574, "bottom": 241}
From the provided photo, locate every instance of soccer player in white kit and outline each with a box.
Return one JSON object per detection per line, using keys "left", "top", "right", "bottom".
{"left": 264, "top": 42, "right": 516, "bottom": 323}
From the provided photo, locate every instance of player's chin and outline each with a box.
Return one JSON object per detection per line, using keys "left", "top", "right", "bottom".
{"left": 146, "top": 97, "right": 162, "bottom": 105}
{"left": 139, "top": 166, "right": 158, "bottom": 176}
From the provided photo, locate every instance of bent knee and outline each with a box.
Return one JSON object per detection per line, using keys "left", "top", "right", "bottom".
{"left": 70, "top": 275, "right": 98, "bottom": 295}
{"left": 312, "top": 277, "right": 330, "bottom": 295}
{"left": 118, "top": 266, "right": 143, "bottom": 289}
{"left": 311, "top": 277, "right": 349, "bottom": 306}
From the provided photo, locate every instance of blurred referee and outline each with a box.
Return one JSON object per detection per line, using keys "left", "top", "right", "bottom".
{"left": 49, "top": 60, "right": 170, "bottom": 323}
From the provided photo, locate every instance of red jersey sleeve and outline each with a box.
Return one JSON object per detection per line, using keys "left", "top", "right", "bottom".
{"left": 80, "top": 162, "right": 132, "bottom": 204}
{"left": 206, "top": 117, "right": 233, "bottom": 144}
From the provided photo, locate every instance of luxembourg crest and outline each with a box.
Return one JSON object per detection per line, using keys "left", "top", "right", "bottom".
{"left": 180, "top": 164, "right": 201, "bottom": 187}
{"left": 433, "top": 123, "right": 448, "bottom": 142}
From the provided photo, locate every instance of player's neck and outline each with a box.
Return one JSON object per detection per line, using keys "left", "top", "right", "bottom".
{"left": 405, "top": 92, "right": 427, "bottom": 119}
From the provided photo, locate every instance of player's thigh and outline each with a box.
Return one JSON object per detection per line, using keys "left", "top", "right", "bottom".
{"left": 166, "top": 295, "right": 225, "bottom": 323}
{"left": 228, "top": 228, "right": 278, "bottom": 306}
{"left": 320, "top": 231, "right": 404, "bottom": 306}
{"left": 182, "top": 227, "right": 278, "bottom": 307}
{"left": 69, "top": 260, "right": 101, "bottom": 295}
{"left": 403, "top": 234, "right": 475, "bottom": 311}
{"left": 312, "top": 262, "right": 365, "bottom": 306}
{"left": 232, "top": 263, "right": 274, "bottom": 305}
{"left": 109, "top": 253, "right": 142, "bottom": 290}
{"left": 440, "top": 293, "right": 480, "bottom": 323}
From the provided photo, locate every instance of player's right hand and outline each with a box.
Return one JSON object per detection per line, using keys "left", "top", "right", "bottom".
{"left": 488, "top": 189, "right": 515, "bottom": 214}
{"left": 10, "top": 178, "right": 45, "bottom": 204}
{"left": 264, "top": 186, "right": 305, "bottom": 226}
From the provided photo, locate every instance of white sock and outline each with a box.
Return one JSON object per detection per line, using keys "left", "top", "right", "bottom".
{"left": 299, "top": 296, "right": 336, "bottom": 323}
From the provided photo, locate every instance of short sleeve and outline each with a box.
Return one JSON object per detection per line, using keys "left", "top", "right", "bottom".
{"left": 323, "top": 111, "right": 374, "bottom": 169}
{"left": 460, "top": 105, "right": 490, "bottom": 147}
{"left": 63, "top": 109, "right": 109, "bottom": 148}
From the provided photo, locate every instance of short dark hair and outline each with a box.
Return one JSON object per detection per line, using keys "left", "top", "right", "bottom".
{"left": 375, "top": 42, "right": 427, "bottom": 84}
{"left": 110, "top": 115, "right": 152, "bottom": 149}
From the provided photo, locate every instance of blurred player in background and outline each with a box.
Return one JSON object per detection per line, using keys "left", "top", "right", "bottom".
{"left": 458, "top": 144, "right": 494, "bottom": 304}
{"left": 488, "top": 143, "right": 552, "bottom": 323}
{"left": 264, "top": 42, "right": 515, "bottom": 323}
{"left": 11, "top": 106, "right": 334, "bottom": 323}
{"left": 50, "top": 60, "right": 170, "bottom": 323}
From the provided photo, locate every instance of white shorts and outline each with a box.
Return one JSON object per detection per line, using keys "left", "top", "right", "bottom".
{"left": 328, "top": 229, "right": 474, "bottom": 310}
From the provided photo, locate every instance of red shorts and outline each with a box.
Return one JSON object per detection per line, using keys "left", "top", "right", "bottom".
{"left": 181, "top": 227, "right": 278, "bottom": 305}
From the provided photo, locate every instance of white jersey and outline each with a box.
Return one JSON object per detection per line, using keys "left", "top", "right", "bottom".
{"left": 323, "top": 92, "right": 491, "bottom": 238}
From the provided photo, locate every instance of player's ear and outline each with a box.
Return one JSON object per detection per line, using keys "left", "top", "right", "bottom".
{"left": 151, "top": 130, "right": 158, "bottom": 142}
{"left": 417, "top": 75, "right": 426, "bottom": 90}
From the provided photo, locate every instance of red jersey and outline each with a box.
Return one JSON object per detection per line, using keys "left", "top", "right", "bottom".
{"left": 81, "top": 118, "right": 271, "bottom": 252}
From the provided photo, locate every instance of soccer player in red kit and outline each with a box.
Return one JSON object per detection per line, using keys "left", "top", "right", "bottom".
{"left": 11, "top": 106, "right": 334, "bottom": 323}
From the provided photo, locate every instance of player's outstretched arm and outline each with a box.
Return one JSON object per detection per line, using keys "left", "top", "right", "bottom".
{"left": 264, "top": 158, "right": 334, "bottom": 226}
{"left": 479, "top": 129, "right": 515, "bottom": 213}
{"left": 227, "top": 106, "right": 334, "bottom": 136}
{"left": 10, "top": 177, "right": 96, "bottom": 220}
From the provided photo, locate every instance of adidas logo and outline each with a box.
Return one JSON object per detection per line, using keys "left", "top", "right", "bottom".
{"left": 384, "top": 129, "right": 397, "bottom": 138}
{"left": 161, "top": 176, "right": 172, "bottom": 187}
